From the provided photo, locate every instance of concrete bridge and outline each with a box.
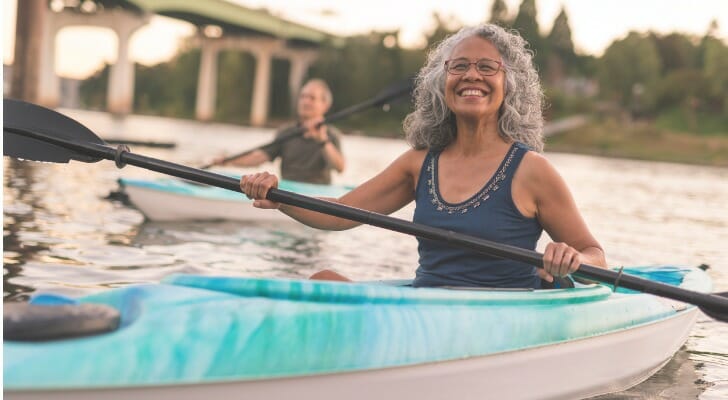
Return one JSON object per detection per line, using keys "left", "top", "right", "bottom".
{"left": 28, "top": 0, "right": 340, "bottom": 126}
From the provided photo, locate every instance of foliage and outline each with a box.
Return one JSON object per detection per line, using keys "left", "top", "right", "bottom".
{"left": 701, "top": 36, "right": 728, "bottom": 114}
{"left": 77, "top": 0, "right": 728, "bottom": 140}
{"left": 134, "top": 47, "right": 200, "bottom": 119}
{"left": 214, "top": 51, "right": 255, "bottom": 124}
{"left": 547, "top": 118, "right": 728, "bottom": 166}
{"left": 598, "top": 32, "right": 662, "bottom": 114}
{"left": 543, "top": 7, "right": 577, "bottom": 83}
{"left": 79, "top": 64, "right": 108, "bottom": 110}
{"left": 511, "top": 0, "right": 545, "bottom": 70}
{"left": 489, "top": 0, "right": 510, "bottom": 28}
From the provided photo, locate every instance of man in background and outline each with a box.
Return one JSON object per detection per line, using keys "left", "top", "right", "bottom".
{"left": 215, "top": 79, "right": 345, "bottom": 185}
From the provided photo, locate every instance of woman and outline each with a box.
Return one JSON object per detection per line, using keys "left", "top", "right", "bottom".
{"left": 241, "top": 24, "right": 607, "bottom": 288}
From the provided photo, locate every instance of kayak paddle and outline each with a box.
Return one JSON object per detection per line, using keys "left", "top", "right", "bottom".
{"left": 3, "top": 98, "right": 728, "bottom": 322}
{"left": 199, "top": 77, "right": 414, "bottom": 169}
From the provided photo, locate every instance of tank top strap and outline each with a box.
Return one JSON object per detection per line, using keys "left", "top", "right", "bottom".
{"left": 499, "top": 142, "right": 531, "bottom": 188}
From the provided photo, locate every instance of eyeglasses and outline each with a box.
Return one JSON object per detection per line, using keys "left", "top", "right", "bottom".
{"left": 444, "top": 58, "right": 503, "bottom": 76}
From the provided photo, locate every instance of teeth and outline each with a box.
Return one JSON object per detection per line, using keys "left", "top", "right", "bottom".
{"left": 460, "top": 89, "right": 485, "bottom": 97}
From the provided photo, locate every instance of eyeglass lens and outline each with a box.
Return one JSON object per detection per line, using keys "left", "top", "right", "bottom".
{"left": 447, "top": 58, "right": 500, "bottom": 75}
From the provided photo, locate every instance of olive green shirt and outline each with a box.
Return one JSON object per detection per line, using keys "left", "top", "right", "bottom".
{"left": 260, "top": 124, "right": 342, "bottom": 185}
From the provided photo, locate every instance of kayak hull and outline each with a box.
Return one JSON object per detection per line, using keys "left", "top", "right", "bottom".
{"left": 5, "top": 309, "right": 698, "bottom": 400}
{"left": 4, "top": 266, "right": 711, "bottom": 399}
{"left": 118, "top": 177, "right": 351, "bottom": 222}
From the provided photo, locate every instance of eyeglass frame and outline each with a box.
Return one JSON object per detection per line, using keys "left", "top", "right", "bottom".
{"left": 444, "top": 57, "right": 504, "bottom": 77}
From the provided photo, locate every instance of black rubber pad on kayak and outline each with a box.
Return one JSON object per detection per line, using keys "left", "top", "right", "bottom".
{"left": 4, "top": 303, "right": 120, "bottom": 341}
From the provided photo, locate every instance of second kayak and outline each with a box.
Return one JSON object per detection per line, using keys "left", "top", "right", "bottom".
{"left": 117, "top": 177, "right": 352, "bottom": 222}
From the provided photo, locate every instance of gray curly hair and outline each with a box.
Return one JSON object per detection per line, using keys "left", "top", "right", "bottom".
{"left": 403, "top": 24, "right": 544, "bottom": 152}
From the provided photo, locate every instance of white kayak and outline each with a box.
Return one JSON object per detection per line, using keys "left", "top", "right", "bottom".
{"left": 117, "top": 177, "right": 352, "bottom": 222}
{"left": 3, "top": 265, "right": 713, "bottom": 400}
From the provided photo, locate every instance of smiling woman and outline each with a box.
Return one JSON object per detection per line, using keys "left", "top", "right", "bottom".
{"left": 240, "top": 23, "right": 607, "bottom": 289}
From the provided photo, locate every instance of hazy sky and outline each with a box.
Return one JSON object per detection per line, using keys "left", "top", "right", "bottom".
{"left": 4, "top": 0, "right": 727, "bottom": 79}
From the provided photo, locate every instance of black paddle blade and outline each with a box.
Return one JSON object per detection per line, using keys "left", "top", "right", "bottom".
{"left": 3, "top": 98, "right": 105, "bottom": 163}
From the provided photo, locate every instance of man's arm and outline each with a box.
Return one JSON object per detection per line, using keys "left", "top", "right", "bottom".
{"left": 219, "top": 149, "right": 271, "bottom": 167}
{"left": 320, "top": 139, "right": 345, "bottom": 172}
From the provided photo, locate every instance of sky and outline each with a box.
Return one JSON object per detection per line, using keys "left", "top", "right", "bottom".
{"left": 3, "top": 0, "right": 728, "bottom": 79}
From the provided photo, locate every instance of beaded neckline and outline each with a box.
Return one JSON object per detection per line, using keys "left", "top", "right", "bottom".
{"left": 427, "top": 143, "right": 518, "bottom": 214}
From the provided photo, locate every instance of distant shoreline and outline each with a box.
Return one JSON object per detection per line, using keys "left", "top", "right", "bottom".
{"left": 545, "top": 119, "right": 728, "bottom": 168}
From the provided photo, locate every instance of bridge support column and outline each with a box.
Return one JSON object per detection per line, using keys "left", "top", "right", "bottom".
{"left": 31, "top": 7, "right": 148, "bottom": 113}
{"left": 189, "top": 36, "right": 320, "bottom": 126}
{"left": 250, "top": 49, "right": 272, "bottom": 127}
{"left": 107, "top": 15, "right": 146, "bottom": 115}
{"left": 288, "top": 56, "right": 313, "bottom": 112}
{"left": 37, "top": 11, "right": 60, "bottom": 108}
{"left": 195, "top": 40, "right": 220, "bottom": 121}
{"left": 284, "top": 50, "right": 316, "bottom": 111}
{"left": 12, "top": 0, "right": 49, "bottom": 104}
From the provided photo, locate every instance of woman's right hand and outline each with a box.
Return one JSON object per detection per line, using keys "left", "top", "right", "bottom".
{"left": 240, "top": 172, "right": 281, "bottom": 209}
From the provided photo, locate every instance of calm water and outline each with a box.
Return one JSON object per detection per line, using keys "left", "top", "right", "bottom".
{"left": 4, "top": 109, "right": 728, "bottom": 399}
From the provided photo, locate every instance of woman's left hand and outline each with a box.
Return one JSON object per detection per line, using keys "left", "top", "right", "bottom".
{"left": 541, "top": 242, "right": 582, "bottom": 282}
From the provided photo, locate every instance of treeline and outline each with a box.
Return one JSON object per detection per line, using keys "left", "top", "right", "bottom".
{"left": 80, "top": 0, "right": 728, "bottom": 135}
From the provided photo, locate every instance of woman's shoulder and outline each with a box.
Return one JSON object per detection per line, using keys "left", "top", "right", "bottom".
{"left": 384, "top": 148, "right": 429, "bottom": 177}
{"left": 516, "top": 148, "right": 560, "bottom": 184}
{"left": 399, "top": 148, "right": 428, "bottom": 165}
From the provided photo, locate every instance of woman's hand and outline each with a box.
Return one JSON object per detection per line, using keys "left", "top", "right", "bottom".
{"left": 540, "top": 242, "right": 582, "bottom": 282}
{"left": 302, "top": 118, "right": 328, "bottom": 143}
{"left": 240, "top": 172, "right": 281, "bottom": 209}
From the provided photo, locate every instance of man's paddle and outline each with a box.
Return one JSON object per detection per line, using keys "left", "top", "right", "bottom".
{"left": 199, "top": 78, "right": 414, "bottom": 169}
{"left": 4, "top": 98, "right": 728, "bottom": 323}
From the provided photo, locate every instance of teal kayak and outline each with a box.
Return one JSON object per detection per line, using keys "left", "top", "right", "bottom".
{"left": 117, "top": 177, "right": 352, "bottom": 222}
{"left": 3, "top": 265, "right": 712, "bottom": 400}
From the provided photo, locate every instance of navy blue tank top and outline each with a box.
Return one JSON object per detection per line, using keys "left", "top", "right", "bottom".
{"left": 412, "top": 142, "right": 543, "bottom": 289}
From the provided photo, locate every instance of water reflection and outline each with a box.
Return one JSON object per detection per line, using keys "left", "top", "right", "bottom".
{"left": 593, "top": 348, "right": 707, "bottom": 399}
{"left": 3, "top": 159, "right": 45, "bottom": 301}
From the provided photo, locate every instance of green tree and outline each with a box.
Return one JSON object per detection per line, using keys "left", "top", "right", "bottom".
{"left": 598, "top": 32, "right": 662, "bottom": 115}
{"left": 308, "top": 30, "right": 419, "bottom": 133}
{"left": 648, "top": 32, "right": 703, "bottom": 117}
{"left": 651, "top": 32, "right": 699, "bottom": 73}
{"left": 544, "top": 7, "right": 576, "bottom": 82}
{"left": 425, "top": 12, "right": 461, "bottom": 49}
{"left": 702, "top": 36, "right": 728, "bottom": 114}
{"left": 512, "top": 0, "right": 545, "bottom": 71}
{"left": 79, "top": 63, "right": 109, "bottom": 111}
{"left": 269, "top": 58, "right": 292, "bottom": 120}
{"left": 215, "top": 51, "right": 255, "bottom": 124}
{"left": 489, "top": 0, "right": 510, "bottom": 27}
{"left": 134, "top": 47, "right": 199, "bottom": 118}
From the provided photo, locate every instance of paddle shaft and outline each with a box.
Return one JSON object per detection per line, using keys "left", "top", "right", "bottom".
{"left": 199, "top": 81, "right": 413, "bottom": 169}
{"left": 6, "top": 125, "right": 728, "bottom": 317}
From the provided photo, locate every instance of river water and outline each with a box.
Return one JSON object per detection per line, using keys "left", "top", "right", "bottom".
{"left": 3, "top": 109, "right": 727, "bottom": 399}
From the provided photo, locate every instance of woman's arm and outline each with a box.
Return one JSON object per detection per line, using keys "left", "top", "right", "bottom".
{"left": 514, "top": 152, "right": 607, "bottom": 278}
{"left": 241, "top": 149, "right": 425, "bottom": 230}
